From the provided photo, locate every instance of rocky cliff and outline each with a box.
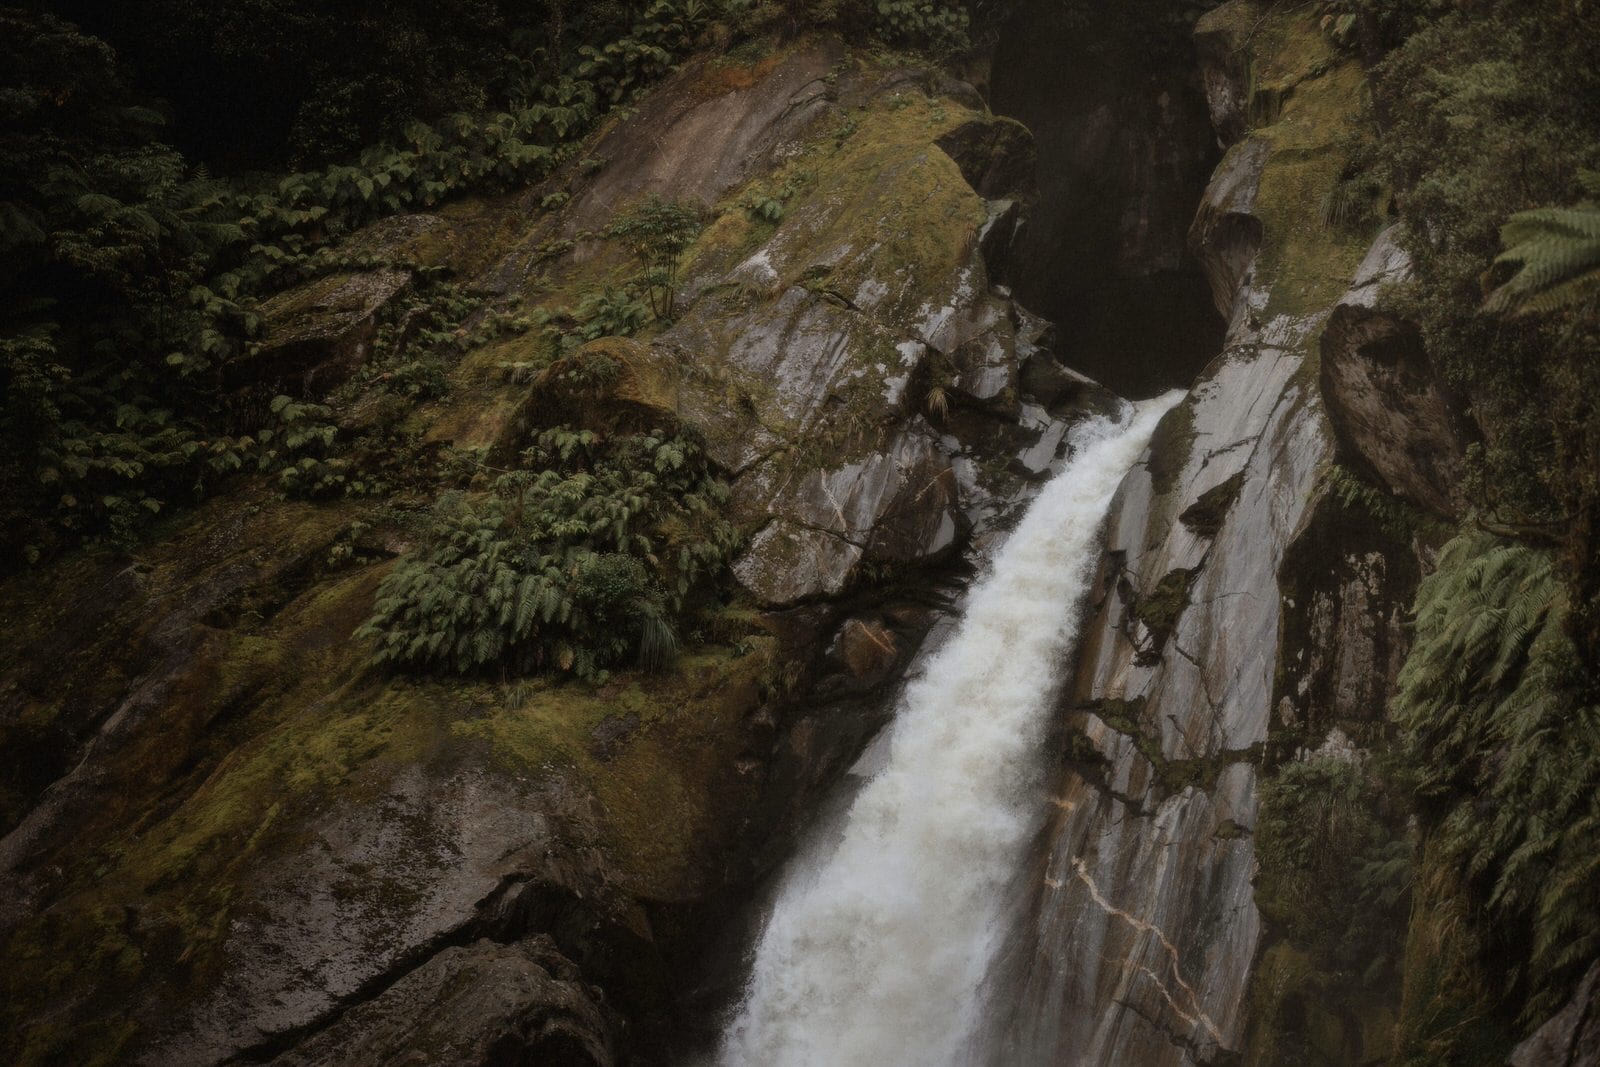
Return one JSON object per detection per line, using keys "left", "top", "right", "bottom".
{"left": 3, "top": 6, "right": 1594, "bottom": 1067}
{"left": 0, "top": 36, "right": 1110, "bottom": 1067}
{"left": 987, "top": 5, "right": 1453, "bottom": 1064}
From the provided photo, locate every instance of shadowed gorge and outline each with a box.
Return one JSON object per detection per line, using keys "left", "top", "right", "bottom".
{"left": 987, "top": 0, "right": 1225, "bottom": 397}
{"left": 2, "top": 2, "right": 1598, "bottom": 1066}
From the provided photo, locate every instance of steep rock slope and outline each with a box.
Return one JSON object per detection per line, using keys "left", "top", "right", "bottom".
{"left": 0, "top": 39, "right": 1098, "bottom": 1067}
{"left": 989, "top": 6, "right": 1451, "bottom": 1064}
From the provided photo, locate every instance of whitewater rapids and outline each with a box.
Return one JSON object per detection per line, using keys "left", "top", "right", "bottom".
{"left": 717, "top": 392, "right": 1183, "bottom": 1067}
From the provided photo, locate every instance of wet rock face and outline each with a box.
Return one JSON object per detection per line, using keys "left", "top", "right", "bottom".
{"left": 988, "top": 0, "right": 1224, "bottom": 396}
{"left": 270, "top": 938, "right": 614, "bottom": 1067}
{"left": 1510, "top": 961, "right": 1600, "bottom": 1067}
{"left": 1189, "top": 138, "right": 1269, "bottom": 321}
{"left": 558, "top": 44, "right": 841, "bottom": 236}
{"left": 143, "top": 767, "right": 579, "bottom": 1064}
{"left": 1320, "top": 228, "right": 1470, "bottom": 519}
{"left": 1272, "top": 499, "right": 1416, "bottom": 755}
{"left": 990, "top": 7, "right": 1419, "bottom": 1063}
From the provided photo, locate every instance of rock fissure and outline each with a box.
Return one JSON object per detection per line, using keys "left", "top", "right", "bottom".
{"left": 1066, "top": 857, "right": 1225, "bottom": 1046}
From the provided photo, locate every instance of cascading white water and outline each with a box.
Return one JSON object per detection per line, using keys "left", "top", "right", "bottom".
{"left": 717, "top": 392, "right": 1183, "bottom": 1067}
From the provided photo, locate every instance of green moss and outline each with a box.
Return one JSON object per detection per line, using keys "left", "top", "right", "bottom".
{"left": 1180, "top": 473, "right": 1245, "bottom": 537}
{"left": 686, "top": 82, "right": 987, "bottom": 330}
{"left": 0, "top": 545, "right": 451, "bottom": 1065}
{"left": 1133, "top": 567, "right": 1197, "bottom": 654}
{"left": 1146, "top": 400, "right": 1197, "bottom": 499}
{"left": 1240, "top": 10, "right": 1377, "bottom": 320}
{"left": 1086, "top": 696, "right": 1256, "bottom": 800}
{"left": 1243, "top": 942, "right": 1381, "bottom": 1067}
{"left": 1246, "top": 756, "right": 1412, "bottom": 1066}
{"left": 454, "top": 640, "right": 776, "bottom": 898}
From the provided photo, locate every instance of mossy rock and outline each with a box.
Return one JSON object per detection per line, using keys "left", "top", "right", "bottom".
{"left": 1180, "top": 473, "right": 1245, "bottom": 537}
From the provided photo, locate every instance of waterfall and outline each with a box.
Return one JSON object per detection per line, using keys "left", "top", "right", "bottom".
{"left": 717, "top": 392, "right": 1183, "bottom": 1067}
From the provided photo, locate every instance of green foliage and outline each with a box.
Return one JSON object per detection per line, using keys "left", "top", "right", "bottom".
{"left": 530, "top": 287, "right": 653, "bottom": 364}
{"left": 232, "top": 85, "right": 597, "bottom": 252}
{"left": 0, "top": 10, "right": 245, "bottom": 560}
{"left": 1485, "top": 188, "right": 1600, "bottom": 316}
{"left": 606, "top": 195, "right": 704, "bottom": 319}
{"left": 353, "top": 273, "right": 527, "bottom": 402}
{"left": 1257, "top": 756, "right": 1413, "bottom": 985}
{"left": 358, "top": 427, "right": 739, "bottom": 682}
{"left": 868, "top": 0, "right": 971, "bottom": 54}
{"left": 572, "top": 288, "right": 653, "bottom": 342}
{"left": 1321, "top": 463, "right": 1443, "bottom": 543}
{"left": 576, "top": 0, "right": 724, "bottom": 106}
{"left": 0, "top": 0, "right": 721, "bottom": 565}
{"left": 747, "top": 194, "right": 786, "bottom": 223}
{"left": 1368, "top": 0, "right": 1600, "bottom": 530}
{"left": 1393, "top": 532, "right": 1600, "bottom": 1024}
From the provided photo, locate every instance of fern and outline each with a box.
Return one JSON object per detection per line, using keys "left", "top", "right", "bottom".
{"left": 358, "top": 426, "right": 738, "bottom": 682}
{"left": 1485, "top": 192, "right": 1600, "bottom": 315}
{"left": 1393, "top": 532, "right": 1600, "bottom": 1022}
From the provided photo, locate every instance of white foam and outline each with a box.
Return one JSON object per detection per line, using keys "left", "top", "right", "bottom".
{"left": 717, "top": 391, "right": 1184, "bottom": 1067}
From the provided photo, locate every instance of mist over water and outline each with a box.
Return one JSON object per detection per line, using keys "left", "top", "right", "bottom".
{"left": 717, "top": 393, "right": 1183, "bottom": 1067}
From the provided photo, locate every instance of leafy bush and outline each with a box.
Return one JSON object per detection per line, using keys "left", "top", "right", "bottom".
{"left": 1366, "top": 2, "right": 1600, "bottom": 528}
{"left": 1366, "top": 0, "right": 1600, "bottom": 680}
{"left": 576, "top": 0, "right": 724, "bottom": 105}
{"left": 358, "top": 427, "right": 738, "bottom": 682}
{"left": 1257, "top": 757, "right": 1412, "bottom": 984}
{"left": 0, "top": 0, "right": 727, "bottom": 565}
{"left": 0, "top": 11, "right": 245, "bottom": 560}
{"left": 1393, "top": 532, "right": 1600, "bottom": 1024}
{"left": 866, "top": 0, "right": 971, "bottom": 54}
{"left": 572, "top": 288, "right": 654, "bottom": 342}
{"left": 606, "top": 195, "right": 704, "bottom": 320}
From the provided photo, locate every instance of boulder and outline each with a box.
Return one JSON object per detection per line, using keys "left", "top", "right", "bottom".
{"left": 1509, "top": 961, "right": 1600, "bottom": 1067}
{"left": 1320, "top": 227, "right": 1469, "bottom": 519}
{"left": 247, "top": 215, "right": 450, "bottom": 395}
{"left": 934, "top": 115, "right": 1036, "bottom": 199}
{"left": 831, "top": 618, "right": 900, "bottom": 681}
{"left": 250, "top": 269, "right": 412, "bottom": 394}
{"left": 270, "top": 938, "right": 614, "bottom": 1067}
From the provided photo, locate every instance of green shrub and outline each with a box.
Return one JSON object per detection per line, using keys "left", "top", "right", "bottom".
{"left": 1393, "top": 532, "right": 1600, "bottom": 1024}
{"left": 605, "top": 195, "right": 704, "bottom": 320}
{"left": 866, "top": 0, "right": 971, "bottom": 54}
{"left": 0, "top": 2, "right": 723, "bottom": 566}
{"left": 1257, "top": 757, "right": 1412, "bottom": 984}
{"left": 358, "top": 427, "right": 738, "bottom": 682}
{"left": 1485, "top": 186, "right": 1600, "bottom": 316}
{"left": 572, "top": 287, "right": 653, "bottom": 341}
{"left": 1367, "top": 1, "right": 1600, "bottom": 528}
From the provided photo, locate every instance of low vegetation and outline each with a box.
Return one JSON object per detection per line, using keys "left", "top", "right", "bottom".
{"left": 359, "top": 425, "right": 739, "bottom": 682}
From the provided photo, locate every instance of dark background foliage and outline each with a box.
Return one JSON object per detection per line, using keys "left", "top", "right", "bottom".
{"left": 26, "top": 0, "right": 660, "bottom": 169}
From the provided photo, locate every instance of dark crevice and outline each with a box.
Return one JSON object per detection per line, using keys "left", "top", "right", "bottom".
{"left": 987, "top": 0, "right": 1225, "bottom": 397}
